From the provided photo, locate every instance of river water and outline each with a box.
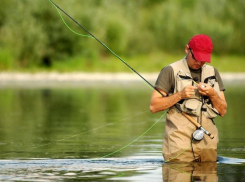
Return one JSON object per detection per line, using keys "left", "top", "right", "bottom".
{"left": 0, "top": 81, "right": 244, "bottom": 181}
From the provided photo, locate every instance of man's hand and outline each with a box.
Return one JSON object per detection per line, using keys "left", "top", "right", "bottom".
{"left": 196, "top": 82, "right": 227, "bottom": 116}
{"left": 197, "top": 83, "right": 215, "bottom": 96}
{"left": 179, "top": 85, "right": 197, "bottom": 99}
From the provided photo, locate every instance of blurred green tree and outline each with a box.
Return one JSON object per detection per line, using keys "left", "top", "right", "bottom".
{"left": 0, "top": 0, "right": 244, "bottom": 70}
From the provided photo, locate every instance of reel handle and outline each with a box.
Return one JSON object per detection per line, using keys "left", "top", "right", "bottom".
{"left": 181, "top": 112, "right": 214, "bottom": 140}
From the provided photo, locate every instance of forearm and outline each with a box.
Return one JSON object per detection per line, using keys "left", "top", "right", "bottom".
{"left": 150, "top": 92, "right": 182, "bottom": 113}
{"left": 209, "top": 92, "right": 227, "bottom": 117}
{"left": 198, "top": 84, "right": 227, "bottom": 117}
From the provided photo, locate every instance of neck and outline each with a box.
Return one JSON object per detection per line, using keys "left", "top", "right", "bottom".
{"left": 189, "top": 67, "right": 202, "bottom": 73}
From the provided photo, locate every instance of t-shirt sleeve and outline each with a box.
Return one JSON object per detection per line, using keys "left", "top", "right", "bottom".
{"left": 214, "top": 68, "right": 225, "bottom": 91}
{"left": 155, "top": 66, "right": 175, "bottom": 94}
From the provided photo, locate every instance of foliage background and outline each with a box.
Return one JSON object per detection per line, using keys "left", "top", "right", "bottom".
{"left": 0, "top": 0, "right": 244, "bottom": 71}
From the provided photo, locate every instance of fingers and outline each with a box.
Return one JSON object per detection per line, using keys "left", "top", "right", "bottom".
{"left": 180, "top": 83, "right": 215, "bottom": 98}
{"left": 197, "top": 83, "right": 208, "bottom": 90}
{"left": 180, "top": 85, "right": 197, "bottom": 99}
{"left": 197, "top": 83, "right": 214, "bottom": 96}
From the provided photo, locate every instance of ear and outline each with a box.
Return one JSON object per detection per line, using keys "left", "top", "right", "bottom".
{"left": 185, "top": 45, "right": 189, "bottom": 54}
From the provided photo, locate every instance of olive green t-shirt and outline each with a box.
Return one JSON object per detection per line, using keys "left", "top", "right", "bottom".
{"left": 155, "top": 65, "right": 225, "bottom": 95}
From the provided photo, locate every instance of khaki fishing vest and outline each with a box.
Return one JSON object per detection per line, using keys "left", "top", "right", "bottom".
{"left": 170, "top": 59, "right": 220, "bottom": 118}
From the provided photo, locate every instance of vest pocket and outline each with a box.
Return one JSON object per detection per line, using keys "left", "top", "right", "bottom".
{"left": 203, "top": 103, "right": 220, "bottom": 119}
{"left": 179, "top": 99, "right": 202, "bottom": 117}
{"left": 204, "top": 76, "right": 220, "bottom": 96}
{"left": 176, "top": 73, "right": 192, "bottom": 92}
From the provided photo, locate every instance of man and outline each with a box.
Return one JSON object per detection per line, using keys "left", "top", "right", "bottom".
{"left": 150, "top": 34, "right": 227, "bottom": 162}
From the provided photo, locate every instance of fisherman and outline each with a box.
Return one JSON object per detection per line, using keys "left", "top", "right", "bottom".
{"left": 150, "top": 34, "right": 227, "bottom": 162}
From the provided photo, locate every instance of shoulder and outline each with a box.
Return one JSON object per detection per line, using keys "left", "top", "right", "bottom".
{"left": 157, "top": 59, "right": 186, "bottom": 80}
{"left": 213, "top": 67, "right": 225, "bottom": 91}
{"left": 203, "top": 64, "right": 214, "bottom": 70}
{"left": 155, "top": 65, "right": 175, "bottom": 94}
{"left": 158, "top": 66, "right": 174, "bottom": 79}
{"left": 212, "top": 67, "right": 222, "bottom": 78}
{"left": 204, "top": 65, "right": 219, "bottom": 73}
{"left": 161, "top": 65, "right": 173, "bottom": 73}
{"left": 161, "top": 59, "right": 185, "bottom": 75}
{"left": 213, "top": 67, "right": 220, "bottom": 75}
{"left": 202, "top": 64, "right": 216, "bottom": 76}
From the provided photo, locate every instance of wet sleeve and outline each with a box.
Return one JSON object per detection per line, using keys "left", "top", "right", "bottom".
{"left": 155, "top": 66, "right": 175, "bottom": 94}
{"left": 214, "top": 68, "right": 225, "bottom": 91}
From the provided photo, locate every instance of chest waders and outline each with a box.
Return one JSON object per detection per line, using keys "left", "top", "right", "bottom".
{"left": 163, "top": 59, "right": 220, "bottom": 162}
{"left": 172, "top": 59, "right": 219, "bottom": 141}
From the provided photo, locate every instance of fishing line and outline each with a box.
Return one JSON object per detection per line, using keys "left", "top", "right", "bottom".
{"left": 51, "top": 0, "right": 157, "bottom": 93}
{"left": 0, "top": 109, "right": 150, "bottom": 157}
{"left": 99, "top": 110, "right": 166, "bottom": 159}
{"left": 50, "top": 0, "right": 92, "bottom": 38}
{"left": 48, "top": 0, "right": 168, "bottom": 159}
{"left": 48, "top": 0, "right": 164, "bottom": 97}
{"left": 165, "top": 138, "right": 195, "bottom": 163}
{"left": 51, "top": 0, "right": 154, "bottom": 93}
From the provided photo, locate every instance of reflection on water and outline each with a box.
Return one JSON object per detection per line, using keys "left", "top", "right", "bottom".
{"left": 163, "top": 162, "right": 218, "bottom": 182}
{"left": 0, "top": 82, "right": 244, "bottom": 181}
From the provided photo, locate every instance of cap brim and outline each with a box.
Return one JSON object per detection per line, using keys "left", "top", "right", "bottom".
{"left": 193, "top": 51, "right": 211, "bottom": 63}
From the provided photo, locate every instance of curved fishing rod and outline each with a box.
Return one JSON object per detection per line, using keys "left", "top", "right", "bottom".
{"left": 49, "top": 0, "right": 164, "bottom": 97}
{"left": 47, "top": 1, "right": 215, "bottom": 162}
{"left": 49, "top": 0, "right": 214, "bottom": 141}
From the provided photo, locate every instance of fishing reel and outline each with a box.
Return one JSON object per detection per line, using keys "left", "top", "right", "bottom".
{"left": 192, "top": 128, "right": 204, "bottom": 141}
{"left": 181, "top": 112, "right": 214, "bottom": 141}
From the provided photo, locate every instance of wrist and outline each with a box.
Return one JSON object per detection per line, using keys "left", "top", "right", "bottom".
{"left": 208, "top": 88, "right": 216, "bottom": 98}
{"left": 176, "top": 91, "right": 183, "bottom": 100}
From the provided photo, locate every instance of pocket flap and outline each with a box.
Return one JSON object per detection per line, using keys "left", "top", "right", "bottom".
{"left": 185, "top": 99, "right": 199, "bottom": 111}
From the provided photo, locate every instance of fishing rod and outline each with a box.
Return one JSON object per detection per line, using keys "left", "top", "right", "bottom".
{"left": 50, "top": 0, "right": 216, "bottom": 138}
{"left": 49, "top": 0, "right": 165, "bottom": 97}
{"left": 48, "top": 0, "right": 215, "bottom": 161}
{"left": 49, "top": 0, "right": 214, "bottom": 141}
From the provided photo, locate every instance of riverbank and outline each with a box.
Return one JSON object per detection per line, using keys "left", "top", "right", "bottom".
{"left": 0, "top": 72, "right": 244, "bottom": 87}
{"left": 0, "top": 72, "right": 245, "bottom": 88}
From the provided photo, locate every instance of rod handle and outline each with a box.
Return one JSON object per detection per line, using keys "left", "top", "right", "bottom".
{"left": 181, "top": 112, "right": 201, "bottom": 128}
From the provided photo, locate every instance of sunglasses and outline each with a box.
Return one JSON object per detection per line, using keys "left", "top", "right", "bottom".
{"left": 189, "top": 48, "right": 197, "bottom": 61}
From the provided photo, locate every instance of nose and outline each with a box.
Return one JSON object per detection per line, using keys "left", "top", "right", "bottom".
{"left": 195, "top": 60, "right": 205, "bottom": 66}
{"left": 196, "top": 61, "right": 202, "bottom": 65}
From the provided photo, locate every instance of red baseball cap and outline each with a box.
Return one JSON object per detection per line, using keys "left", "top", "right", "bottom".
{"left": 188, "top": 34, "right": 213, "bottom": 63}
